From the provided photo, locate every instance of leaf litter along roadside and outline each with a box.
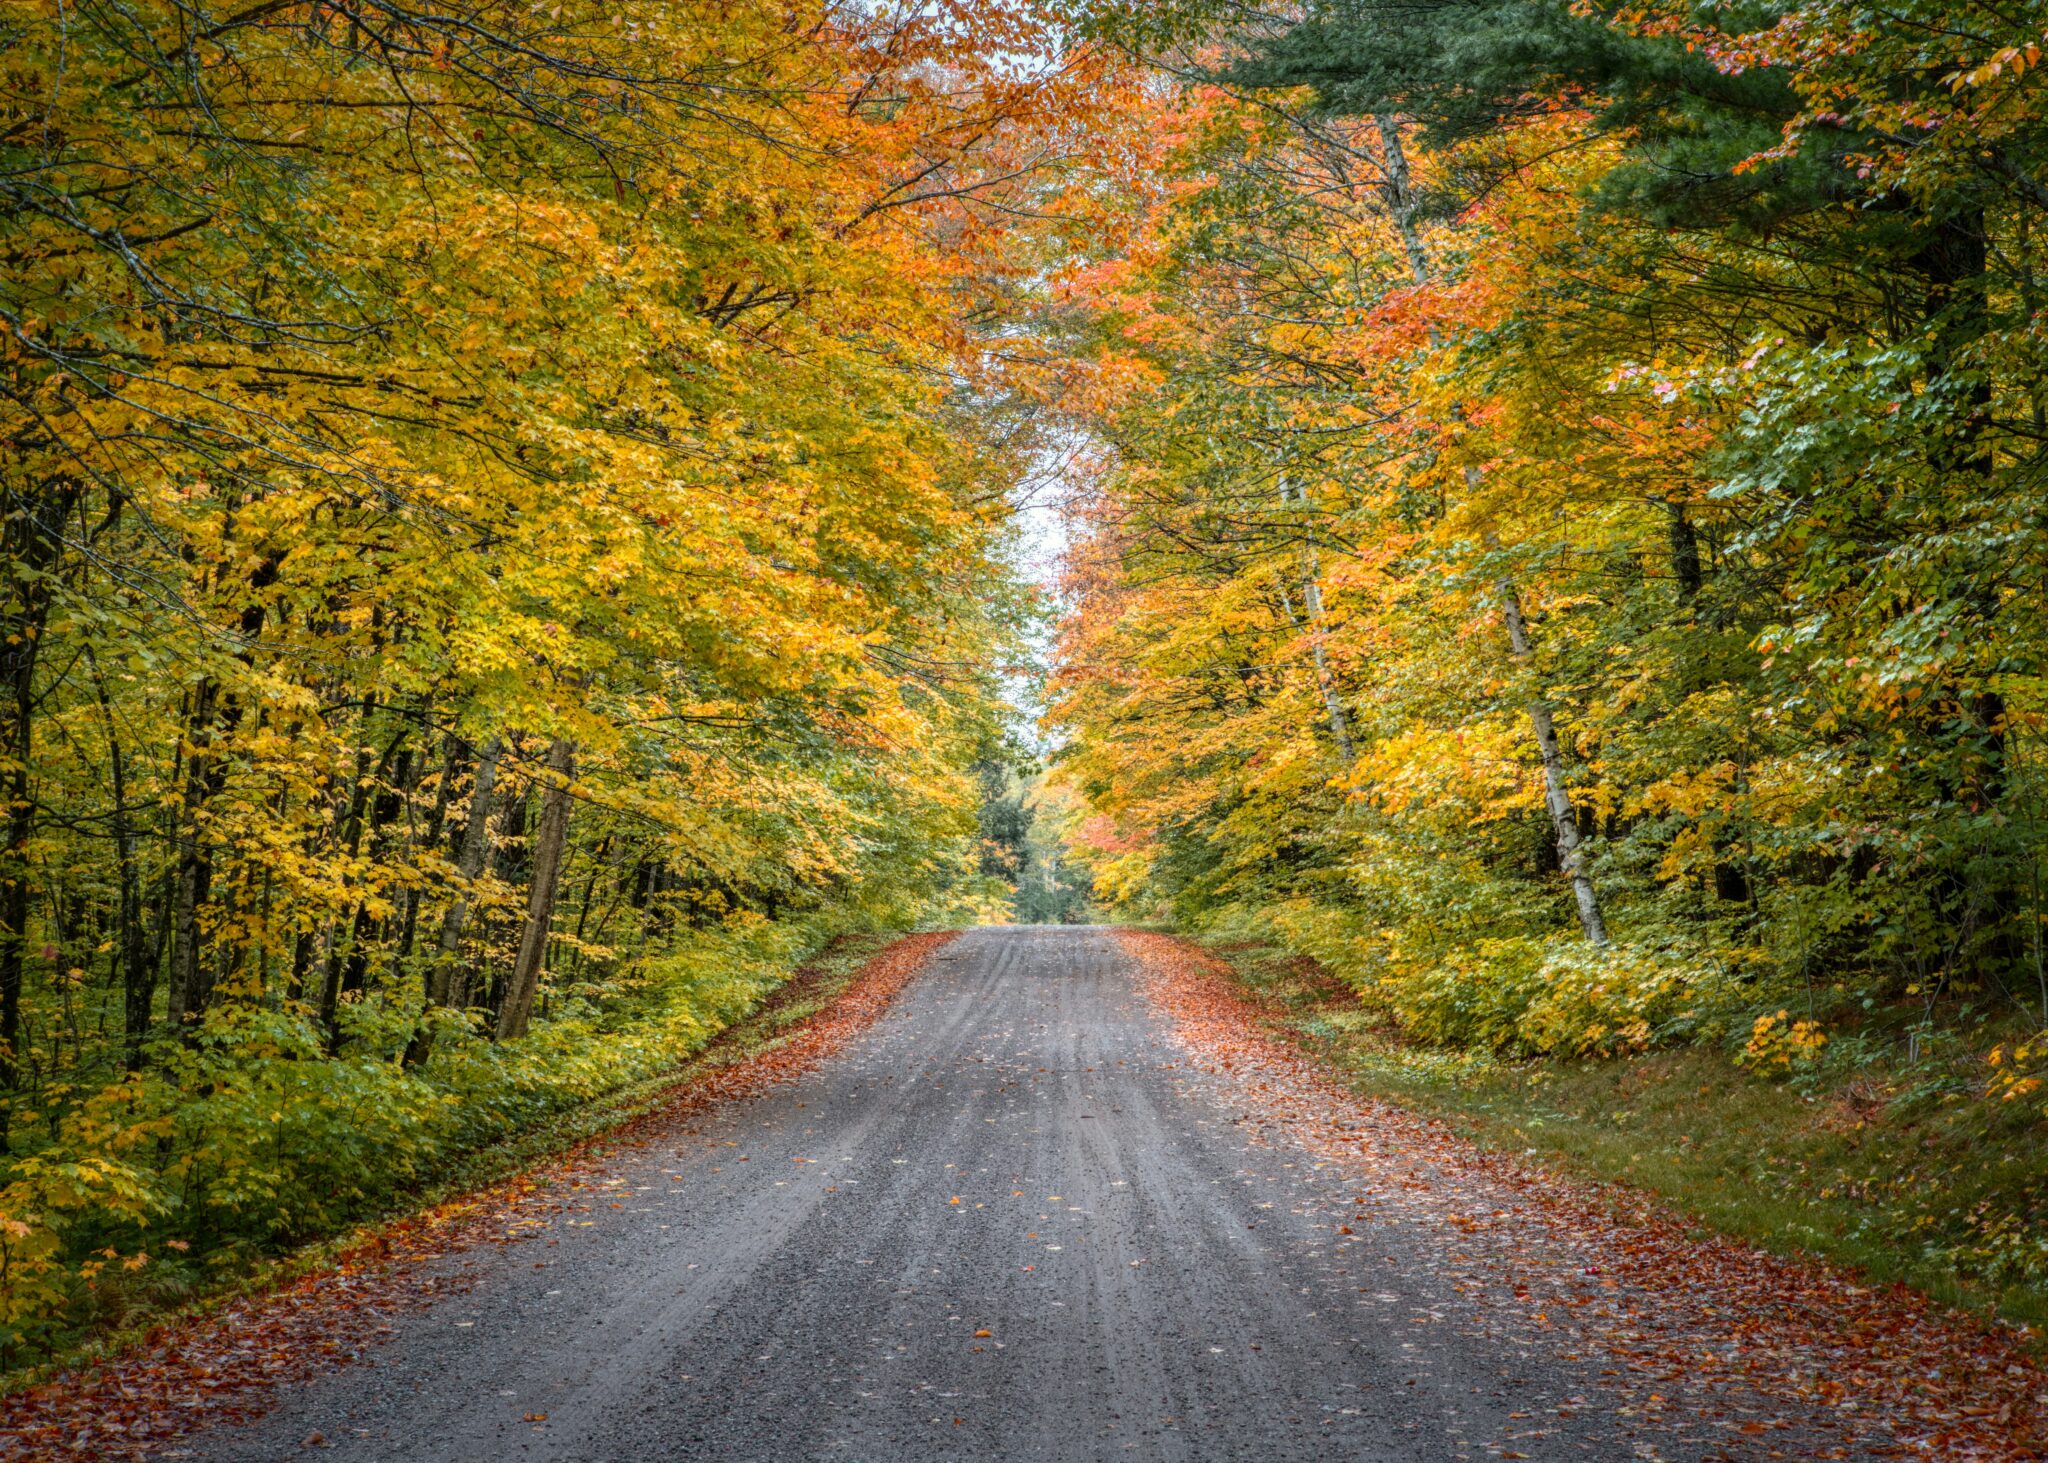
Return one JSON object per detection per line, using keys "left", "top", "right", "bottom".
{"left": 1120, "top": 929, "right": 2048, "bottom": 1461}
{"left": 0, "top": 931, "right": 956, "bottom": 1463}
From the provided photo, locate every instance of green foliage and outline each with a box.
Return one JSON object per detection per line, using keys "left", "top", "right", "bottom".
{"left": 0, "top": 908, "right": 917, "bottom": 1358}
{"left": 1048, "top": 0, "right": 2048, "bottom": 1096}
{"left": 1011, "top": 778, "right": 1098, "bottom": 924}
{"left": 968, "top": 749, "right": 1098, "bottom": 924}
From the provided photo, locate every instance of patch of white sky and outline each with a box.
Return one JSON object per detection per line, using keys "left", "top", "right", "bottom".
{"left": 997, "top": 428, "right": 1092, "bottom": 754}
{"left": 843, "top": 0, "right": 1101, "bottom": 749}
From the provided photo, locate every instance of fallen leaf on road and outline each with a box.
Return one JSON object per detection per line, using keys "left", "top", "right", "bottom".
{"left": 0, "top": 934, "right": 957, "bottom": 1463}
{"left": 1121, "top": 930, "right": 2048, "bottom": 1461}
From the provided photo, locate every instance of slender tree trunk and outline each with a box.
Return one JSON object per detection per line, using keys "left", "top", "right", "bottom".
{"left": 336, "top": 737, "right": 412, "bottom": 1009}
{"left": 1, "top": 718, "right": 37, "bottom": 1133}
{"left": 0, "top": 790, "right": 31, "bottom": 1136}
{"left": 399, "top": 732, "right": 459, "bottom": 967}
{"left": 429, "top": 737, "right": 500, "bottom": 1009}
{"left": 318, "top": 712, "right": 400, "bottom": 1034}
{"left": 1376, "top": 114, "right": 1434, "bottom": 287}
{"left": 0, "top": 480, "right": 79, "bottom": 1125}
{"left": 88, "top": 655, "right": 152, "bottom": 1068}
{"left": 1665, "top": 500, "right": 1703, "bottom": 604}
{"left": 1275, "top": 581, "right": 1354, "bottom": 761}
{"left": 1499, "top": 580, "right": 1609, "bottom": 945}
{"left": 496, "top": 738, "right": 574, "bottom": 1041}
{"left": 1375, "top": 112, "right": 1609, "bottom": 944}
{"left": 1297, "top": 574, "right": 1353, "bottom": 761}
{"left": 286, "top": 929, "right": 314, "bottom": 1004}
{"left": 165, "top": 553, "right": 275, "bottom": 1037}
{"left": 166, "top": 680, "right": 222, "bottom": 1037}
{"left": 564, "top": 834, "right": 612, "bottom": 982}
{"left": 1276, "top": 479, "right": 1354, "bottom": 760}
{"left": 147, "top": 866, "right": 176, "bottom": 1005}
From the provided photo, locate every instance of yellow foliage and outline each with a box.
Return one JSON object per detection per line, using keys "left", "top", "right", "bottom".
{"left": 1738, "top": 1011, "right": 1829, "bottom": 1074}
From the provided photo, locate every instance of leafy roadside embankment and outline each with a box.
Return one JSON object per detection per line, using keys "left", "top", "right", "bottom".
{"left": 1127, "top": 929, "right": 2048, "bottom": 1457}
{"left": 1185, "top": 931, "right": 2048, "bottom": 1339}
{"left": 0, "top": 925, "right": 946, "bottom": 1409}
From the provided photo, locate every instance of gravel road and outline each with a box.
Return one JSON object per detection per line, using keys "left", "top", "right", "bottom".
{"left": 184, "top": 926, "right": 1864, "bottom": 1462}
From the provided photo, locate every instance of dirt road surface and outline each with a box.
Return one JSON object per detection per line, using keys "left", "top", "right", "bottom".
{"left": 170, "top": 926, "right": 1972, "bottom": 1461}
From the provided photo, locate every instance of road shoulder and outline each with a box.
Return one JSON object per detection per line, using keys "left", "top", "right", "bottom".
{"left": 1122, "top": 928, "right": 2048, "bottom": 1460}
{"left": 0, "top": 932, "right": 955, "bottom": 1463}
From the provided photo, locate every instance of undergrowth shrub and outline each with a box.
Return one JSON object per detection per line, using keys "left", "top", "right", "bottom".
{"left": 0, "top": 905, "right": 903, "bottom": 1360}
{"left": 1200, "top": 897, "right": 1757, "bottom": 1058}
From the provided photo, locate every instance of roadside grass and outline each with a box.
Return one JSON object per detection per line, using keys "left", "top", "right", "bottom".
{"left": 0, "top": 931, "right": 901, "bottom": 1399}
{"left": 1195, "top": 937, "right": 2048, "bottom": 1342}
{"left": 426, "top": 931, "right": 898, "bottom": 1195}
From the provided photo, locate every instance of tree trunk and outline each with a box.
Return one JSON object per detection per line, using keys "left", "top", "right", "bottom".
{"left": 495, "top": 738, "right": 574, "bottom": 1041}
{"left": 1500, "top": 580, "right": 1609, "bottom": 945}
{"left": 164, "top": 554, "right": 275, "bottom": 1038}
{"left": 398, "top": 732, "right": 459, "bottom": 967}
{"left": 336, "top": 738, "right": 413, "bottom": 1008}
{"left": 0, "top": 480, "right": 79, "bottom": 1123}
{"left": 165, "top": 680, "right": 222, "bottom": 1037}
{"left": 89, "top": 655, "right": 152, "bottom": 1069}
{"left": 1665, "top": 499, "right": 1703, "bottom": 604}
{"left": 1297, "top": 575, "right": 1353, "bottom": 761}
{"left": 1376, "top": 113, "right": 1434, "bottom": 287}
{"left": 1274, "top": 479, "right": 1354, "bottom": 760}
{"left": 429, "top": 736, "right": 500, "bottom": 1009}
{"left": 317, "top": 713, "right": 401, "bottom": 1034}
{"left": 1374, "top": 113, "right": 1609, "bottom": 945}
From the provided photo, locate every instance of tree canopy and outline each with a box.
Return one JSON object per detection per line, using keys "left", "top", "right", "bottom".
{"left": 0, "top": 0, "right": 1129, "bottom": 1353}
{"left": 1051, "top": 0, "right": 2048, "bottom": 1082}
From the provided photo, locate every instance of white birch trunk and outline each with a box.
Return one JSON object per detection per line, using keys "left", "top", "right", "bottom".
{"left": 1278, "top": 478, "right": 1355, "bottom": 761}
{"left": 1497, "top": 580, "right": 1609, "bottom": 944}
{"left": 1372, "top": 113, "right": 1609, "bottom": 944}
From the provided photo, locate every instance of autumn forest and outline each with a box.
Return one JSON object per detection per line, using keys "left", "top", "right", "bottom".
{"left": 5, "top": 0, "right": 2048, "bottom": 1412}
